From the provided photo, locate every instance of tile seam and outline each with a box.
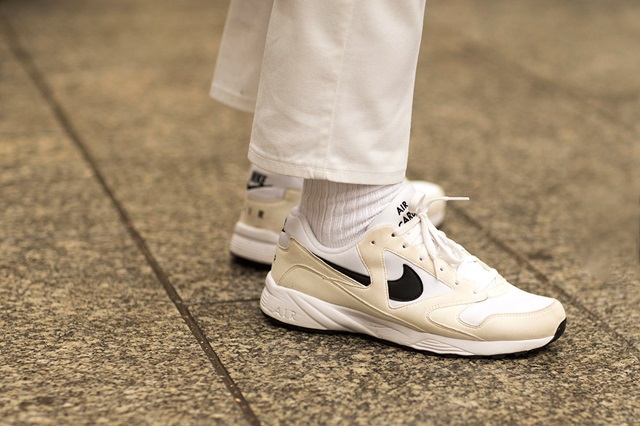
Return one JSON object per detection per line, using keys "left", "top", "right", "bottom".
{"left": 429, "top": 19, "right": 638, "bottom": 138}
{"left": 428, "top": 21, "right": 639, "bottom": 359}
{"left": 450, "top": 204, "right": 640, "bottom": 360}
{"left": 180, "top": 298, "right": 261, "bottom": 307}
{"left": 0, "top": 13, "right": 261, "bottom": 426}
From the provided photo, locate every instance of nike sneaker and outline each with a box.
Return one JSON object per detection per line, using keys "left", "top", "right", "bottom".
{"left": 230, "top": 166, "right": 447, "bottom": 265}
{"left": 260, "top": 183, "right": 566, "bottom": 356}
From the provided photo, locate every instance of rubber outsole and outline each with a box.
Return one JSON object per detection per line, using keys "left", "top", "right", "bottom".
{"left": 260, "top": 272, "right": 566, "bottom": 357}
{"left": 229, "top": 223, "right": 279, "bottom": 265}
{"left": 263, "top": 314, "right": 567, "bottom": 359}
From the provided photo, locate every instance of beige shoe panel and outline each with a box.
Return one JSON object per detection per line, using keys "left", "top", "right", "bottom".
{"left": 239, "top": 189, "right": 300, "bottom": 232}
{"left": 429, "top": 300, "right": 566, "bottom": 341}
{"left": 274, "top": 228, "right": 484, "bottom": 339}
{"left": 272, "top": 226, "right": 565, "bottom": 341}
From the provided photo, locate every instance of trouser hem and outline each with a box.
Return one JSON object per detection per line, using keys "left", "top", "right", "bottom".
{"left": 248, "top": 149, "right": 405, "bottom": 185}
{"left": 210, "top": 84, "right": 256, "bottom": 113}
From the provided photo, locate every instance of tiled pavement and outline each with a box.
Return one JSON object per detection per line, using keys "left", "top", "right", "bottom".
{"left": 1, "top": 1, "right": 638, "bottom": 424}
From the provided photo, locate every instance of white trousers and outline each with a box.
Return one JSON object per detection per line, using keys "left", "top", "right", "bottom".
{"left": 212, "top": 0, "right": 426, "bottom": 184}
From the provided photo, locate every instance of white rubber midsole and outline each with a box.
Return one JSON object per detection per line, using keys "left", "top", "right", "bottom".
{"left": 230, "top": 222, "right": 279, "bottom": 264}
{"left": 260, "top": 273, "right": 554, "bottom": 356}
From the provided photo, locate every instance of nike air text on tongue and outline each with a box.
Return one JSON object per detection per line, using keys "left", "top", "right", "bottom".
{"left": 367, "top": 184, "right": 418, "bottom": 229}
{"left": 396, "top": 199, "right": 417, "bottom": 227}
{"left": 368, "top": 183, "right": 470, "bottom": 231}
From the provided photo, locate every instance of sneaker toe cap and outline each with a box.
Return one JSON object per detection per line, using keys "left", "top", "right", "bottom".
{"left": 434, "top": 284, "right": 567, "bottom": 341}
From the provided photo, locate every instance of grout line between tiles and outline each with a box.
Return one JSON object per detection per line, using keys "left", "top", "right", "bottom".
{"left": 449, "top": 204, "right": 640, "bottom": 360}
{"left": 179, "top": 298, "right": 261, "bottom": 307}
{"left": 0, "top": 14, "right": 261, "bottom": 426}
{"left": 429, "top": 19, "right": 639, "bottom": 139}
{"left": 425, "top": 21, "right": 640, "bottom": 359}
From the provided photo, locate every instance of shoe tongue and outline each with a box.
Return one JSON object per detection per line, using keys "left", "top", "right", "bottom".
{"left": 367, "top": 183, "right": 418, "bottom": 230}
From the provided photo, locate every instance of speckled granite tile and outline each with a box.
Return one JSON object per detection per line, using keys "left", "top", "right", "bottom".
{"left": 146, "top": 235, "right": 267, "bottom": 303}
{"left": 86, "top": 158, "right": 265, "bottom": 303}
{"left": 0, "top": 134, "right": 92, "bottom": 182}
{"left": 2, "top": 0, "right": 639, "bottom": 423}
{"left": 2, "top": 0, "right": 259, "bottom": 303}
{"left": 0, "top": 234, "right": 249, "bottom": 425}
{"left": 427, "top": 0, "right": 640, "bottom": 107}
{"left": 0, "top": 0, "right": 250, "bottom": 161}
{"left": 57, "top": 155, "right": 263, "bottom": 303}
{"left": 1, "top": 174, "right": 128, "bottom": 239}
{"left": 0, "top": 131, "right": 128, "bottom": 238}
{"left": 408, "top": 13, "right": 639, "bottom": 349}
{"left": 0, "top": 236, "right": 157, "bottom": 297}
{"left": 409, "top": 22, "right": 640, "bottom": 282}
{"left": 0, "top": 38, "right": 60, "bottom": 135}
{"left": 1, "top": 4, "right": 252, "bottom": 421}
{"left": 92, "top": 156, "right": 246, "bottom": 221}
{"left": 0, "top": 31, "right": 125, "bottom": 240}
{"left": 193, "top": 299, "right": 638, "bottom": 425}
{"left": 0, "top": 0, "right": 229, "bottom": 73}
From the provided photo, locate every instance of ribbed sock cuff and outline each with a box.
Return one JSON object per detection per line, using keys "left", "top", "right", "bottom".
{"left": 299, "top": 179, "right": 403, "bottom": 248}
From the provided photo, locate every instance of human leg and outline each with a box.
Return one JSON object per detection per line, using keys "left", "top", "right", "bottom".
{"left": 210, "top": 0, "right": 273, "bottom": 112}
{"left": 215, "top": 0, "right": 445, "bottom": 262}
{"left": 248, "top": 0, "right": 425, "bottom": 183}
{"left": 250, "top": 0, "right": 566, "bottom": 356}
{"left": 246, "top": 0, "right": 427, "bottom": 248}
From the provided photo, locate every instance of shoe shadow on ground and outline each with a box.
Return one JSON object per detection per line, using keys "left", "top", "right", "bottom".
{"left": 230, "top": 255, "right": 272, "bottom": 272}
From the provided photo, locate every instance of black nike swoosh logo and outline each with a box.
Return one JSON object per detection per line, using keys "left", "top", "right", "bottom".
{"left": 387, "top": 264, "right": 423, "bottom": 302}
{"left": 317, "top": 257, "right": 423, "bottom": 302}
{"left": 247, "top": 183, "right": 273, "bottom": 190}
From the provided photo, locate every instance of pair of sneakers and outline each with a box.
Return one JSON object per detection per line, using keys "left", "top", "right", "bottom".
{"left": 231, "top": 168, "right": 566, "bottom": 357}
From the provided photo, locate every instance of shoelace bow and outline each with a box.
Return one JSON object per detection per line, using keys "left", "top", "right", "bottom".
{"left": 395, "top": 194, "right": 498, "bottom": 293}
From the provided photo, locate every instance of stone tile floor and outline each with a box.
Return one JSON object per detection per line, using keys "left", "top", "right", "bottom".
{"left": 1, "top": 0, "right": 638, "bottom": 424}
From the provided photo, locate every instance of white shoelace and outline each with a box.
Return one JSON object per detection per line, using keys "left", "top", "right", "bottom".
{"left": 395, "top": 194, "right": 498, "bottom": 293}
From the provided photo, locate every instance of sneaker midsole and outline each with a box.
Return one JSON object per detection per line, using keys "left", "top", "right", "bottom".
{"left": 230, "top": 222, "right": 279, "bottom": 264}
{"left": 260, "top": 273, "right": 555, "bottom": 356}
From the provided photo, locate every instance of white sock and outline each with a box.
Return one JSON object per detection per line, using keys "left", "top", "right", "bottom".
{"left": 298, "top": 179, "right": 403, "bottom": 248}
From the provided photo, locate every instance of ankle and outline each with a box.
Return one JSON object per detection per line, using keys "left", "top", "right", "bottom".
{"left": 299, "top": 180, "right": 403, "bottom": 248}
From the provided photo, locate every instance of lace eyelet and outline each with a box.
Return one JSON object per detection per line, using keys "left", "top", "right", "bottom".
{"left": 439, "top": 267, "right": 444, "bottom": 272}
{"left": 391, "top": 233, "right": 396, "bottom": 237}
{"left": 370, "top": 241, "right": 375, "bottom": 245}
{"left": 402, "top": 244, "right": 407, "bottom": 249}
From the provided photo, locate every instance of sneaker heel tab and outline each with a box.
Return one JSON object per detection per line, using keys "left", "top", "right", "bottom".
{"left": 279, "top": 209, "right": 302, "bottom": 248}
{"left": 278, "top": 231, "right": 289, "bottom": 249}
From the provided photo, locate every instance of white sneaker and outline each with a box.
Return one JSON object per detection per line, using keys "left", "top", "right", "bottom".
{"left": 260, "top": 183, "right": 566, "bottom": 357}
{"left": 230, "top": 167, "right": 447, "bottom": 265}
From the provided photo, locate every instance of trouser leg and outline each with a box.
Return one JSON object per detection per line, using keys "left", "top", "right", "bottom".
{"left": 248, "top": 0, "right": 426, "bottom": 185}
{"left": 210, "top": 0, "right": 274, "bottom": 112}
